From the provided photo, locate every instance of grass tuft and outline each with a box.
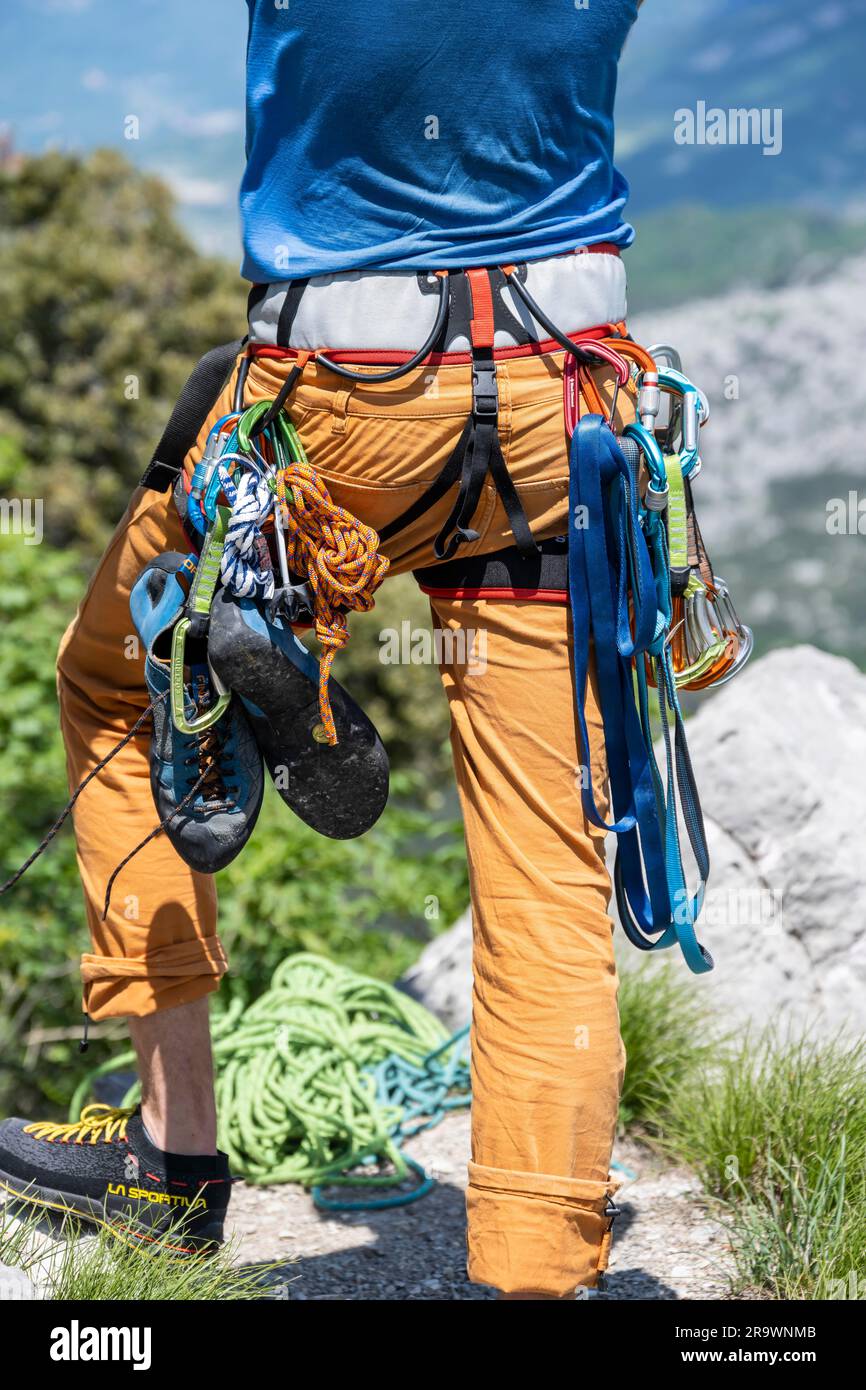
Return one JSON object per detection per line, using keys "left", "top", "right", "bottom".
{"left": 644, "top": 1028, "right": 866, "bottom": 1299}
{"left": 0, "top": 1201, "right": 287, "bottom": 1301}
{"left": 616, "top": 962, "right": 718, "bottom": 1131}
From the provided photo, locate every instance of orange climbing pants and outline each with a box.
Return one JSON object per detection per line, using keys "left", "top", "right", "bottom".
{"left": 58, "top": 340, "right": 631, "bottom": 1295}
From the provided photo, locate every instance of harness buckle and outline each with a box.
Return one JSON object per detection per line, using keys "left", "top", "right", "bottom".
{"left": 471, "top": 359, "right": 499, "bottom": 420}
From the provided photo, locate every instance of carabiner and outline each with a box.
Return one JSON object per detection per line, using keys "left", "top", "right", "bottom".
{"left": 684, "top": 588, "right": 722, "bottom": 665}
{"left": 169, "top": 505, "right": 232, "bottom": 734}
{"left": 169, "top": 617, "right": 231, "bottom": 735}
{"left": 708, "top": 577, "right": 754, "bottom": 686}
{"left": 636, "top": 369, "right": 706, "bottom": 477}
{"left": 648, "top": 343, "right": 683, "bottom": 374}
{"left": 622, "top": 420, "right": 669, "bottom": 509}
{"left": 662, "top": 368, "right": 710, "bottom": 428}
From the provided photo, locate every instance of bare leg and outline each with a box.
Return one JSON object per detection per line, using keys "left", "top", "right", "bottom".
{"left": 128, "top": 997, "right": 217, "bottom": 1155}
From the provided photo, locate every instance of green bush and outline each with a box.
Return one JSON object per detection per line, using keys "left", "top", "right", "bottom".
{"left": 0, "top": 535, "right": 91, "bottom": 1115}
{"left": 0, "top": 149, "right": 245, "bottom": 558}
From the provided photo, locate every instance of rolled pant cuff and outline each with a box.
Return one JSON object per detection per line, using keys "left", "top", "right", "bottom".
{"left": 467, "top": 1160, "right": 621, "bottom": 1297}
{"left": 81, "top": 937, "right": 228, "bottom": 1021}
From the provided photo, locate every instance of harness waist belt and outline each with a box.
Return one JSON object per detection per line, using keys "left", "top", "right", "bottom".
{"left": 248, "top": 245, "right": 626, "bottom": 354}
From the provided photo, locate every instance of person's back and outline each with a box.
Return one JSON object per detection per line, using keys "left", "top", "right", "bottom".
{"left": 242, "top": 0, "right": 639, "bottom": 280}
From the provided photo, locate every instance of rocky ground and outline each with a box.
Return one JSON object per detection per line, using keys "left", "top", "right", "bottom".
{"left": 227, "top": 1111, "right": 735, "bottom": 1301}
{"left": 0, "top": 1111, "right": 737, "bottom": 1300}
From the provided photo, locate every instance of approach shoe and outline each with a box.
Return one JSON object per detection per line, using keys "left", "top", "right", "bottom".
{"left": 207, "top": 589, "right": 389, "bottom": 839}
{"left": 130, "top": 552, "right": 264, "bottom": 873}
{"left": 0, "top": 1105, "right": 231, "bottom": 1253}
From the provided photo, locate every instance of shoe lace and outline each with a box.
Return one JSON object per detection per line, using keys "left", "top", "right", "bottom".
{"left": 24, "top": 1103, "right": 133, "bottom": 1146}
{"left": 182, "top": 675, "right": 237, "bottom": 803}
{"left": 183, "top": 720, "right": 235, "bottom": 802}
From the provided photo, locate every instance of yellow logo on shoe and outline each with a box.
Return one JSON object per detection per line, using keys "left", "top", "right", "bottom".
{"left": 106, "top": 1182, "right": 206, "bottom": 1210}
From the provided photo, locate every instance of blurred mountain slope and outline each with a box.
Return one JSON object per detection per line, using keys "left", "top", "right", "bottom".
{"left": 619, "top": 0, "right": 866, "bottom": 216}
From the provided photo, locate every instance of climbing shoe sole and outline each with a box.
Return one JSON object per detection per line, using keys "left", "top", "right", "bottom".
{"left": 207, "top": 590, "right": 389, "bottom": 840}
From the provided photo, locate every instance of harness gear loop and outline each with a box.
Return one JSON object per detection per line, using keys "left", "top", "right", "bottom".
{"left": 315, "top": 273, "right": 451, "bottom": 383}
{"left": 247, "top": 350, "right": 311, "bottom": 436}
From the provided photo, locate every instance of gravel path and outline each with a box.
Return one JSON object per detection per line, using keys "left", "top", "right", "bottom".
{"left": 227, "top": 1113, "right": 735, "bottom": 1300}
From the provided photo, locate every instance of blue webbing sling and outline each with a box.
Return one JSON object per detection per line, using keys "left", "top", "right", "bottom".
{"left": 568, "top": 414, "right": 713, "bottom": 974}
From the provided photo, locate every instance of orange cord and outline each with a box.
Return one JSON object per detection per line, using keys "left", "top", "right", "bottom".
{"left": 275, "top": 464, "right": 389, "bottom": 744}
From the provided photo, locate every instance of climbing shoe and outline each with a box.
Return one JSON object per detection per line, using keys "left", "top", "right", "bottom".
{"left": 130, "top": 553, "right": 265, "bottom": 873}
{"left": 207, "top": 590, "right": 390, "bottom": 839}
{"left": 0, "top": 1105, "right": 231, "bottom": 1253}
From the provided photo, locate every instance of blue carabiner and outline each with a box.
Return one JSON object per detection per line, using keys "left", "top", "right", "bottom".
{"left": 622, "top": 419, "right": 669, "bottom": 508}
{"left": 654, "top": 370, "right": 704, "bottom": 477}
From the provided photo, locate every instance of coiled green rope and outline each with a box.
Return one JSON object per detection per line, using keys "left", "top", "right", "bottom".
{"left": 71, "top": 953, "right": 470, "bottom": 1209}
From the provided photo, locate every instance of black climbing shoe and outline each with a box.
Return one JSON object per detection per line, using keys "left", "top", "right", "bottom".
{"left": 0, "top": 1105, "right": 231, "bottom": 1253}
{"left": 207, "top": 590, "right": 390, "bottom": 839}
{"left": 130, "top": 553, "right": 265, "bottom": 873}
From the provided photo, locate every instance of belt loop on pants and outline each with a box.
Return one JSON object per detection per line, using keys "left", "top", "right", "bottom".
{"left": 330, "top": 384, "right": 355, "bottom": 435}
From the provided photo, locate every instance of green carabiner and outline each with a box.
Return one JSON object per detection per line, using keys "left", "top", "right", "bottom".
{"left": 169, "top": 505, "right": 232, "bottom": 735}
{"left": 169, "top": 617, "right": 231, "bottom": 735}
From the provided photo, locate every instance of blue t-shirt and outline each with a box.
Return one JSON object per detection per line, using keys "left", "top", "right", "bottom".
{"left": 241, "top": 0, "right": 638, "bottom": 283}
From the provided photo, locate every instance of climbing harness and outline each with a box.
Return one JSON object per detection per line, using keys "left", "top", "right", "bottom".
{"left": 73, "top": 953, "right": 471, "bottom": 1210}
{"left": 3, "top": 253, "right": 752, "bottom": 986}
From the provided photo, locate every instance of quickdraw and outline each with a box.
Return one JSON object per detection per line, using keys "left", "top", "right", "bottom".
{"left": 632, "top": 361, "right": 753, "bottom": 692}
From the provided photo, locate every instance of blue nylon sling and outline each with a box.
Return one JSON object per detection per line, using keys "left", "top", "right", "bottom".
{"left": 567, "top": 415, "right": 713, "bottom": 974}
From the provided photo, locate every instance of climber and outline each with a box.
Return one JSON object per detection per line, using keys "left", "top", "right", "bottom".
{"left": 0, "top": 0, "right": 660, "bottom": 1297}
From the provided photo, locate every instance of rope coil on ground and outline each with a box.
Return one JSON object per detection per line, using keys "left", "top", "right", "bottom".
{"left": 71, "top": 952, "right": 470, "bottom": 1209}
